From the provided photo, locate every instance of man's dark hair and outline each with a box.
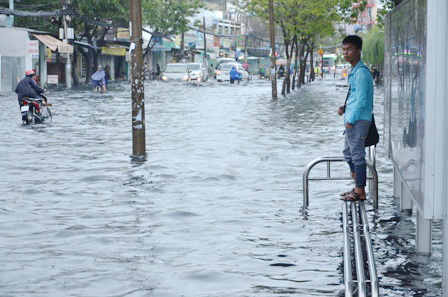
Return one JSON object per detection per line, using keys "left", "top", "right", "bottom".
{"left": 342, "top": 35, "right": 363, "bottom": 50}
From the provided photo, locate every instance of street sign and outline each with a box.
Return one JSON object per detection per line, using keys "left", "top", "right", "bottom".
{"left": 48, "top": 75, "right": 58, "bottom": 85}
{"left": 28, "top": 41, "right": 39, "bottom": 58}
{"left": 318, "top": 48, "right": 324, "bottom": 55}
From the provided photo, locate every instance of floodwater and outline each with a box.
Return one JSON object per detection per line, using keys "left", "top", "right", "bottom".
{"left": 0, "top": 77, "right": 442, "bottom": 297}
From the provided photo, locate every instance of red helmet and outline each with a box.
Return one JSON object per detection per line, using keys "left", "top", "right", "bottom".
{"left": 26, "top": 70, "right": 36, "bottom": 76}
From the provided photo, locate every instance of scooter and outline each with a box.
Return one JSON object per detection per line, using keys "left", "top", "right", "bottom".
{"left": 92, "top": 79, "right": 104, "bottom": 92}
{"left": 21, "top": 95, "right": 52, "bottom": 125}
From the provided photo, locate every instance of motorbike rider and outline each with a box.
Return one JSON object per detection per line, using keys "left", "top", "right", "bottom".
{"left": 91, "top": 65, "right": 107, "bottom": 92}
{"left": 15, "top": 70, "right": 46, "bottom": 123}
{"left": 230, "top": 66, "right": 239, "bottom": 84}
{"left": 15, "top": 70, "right": 45, "bottom": 108}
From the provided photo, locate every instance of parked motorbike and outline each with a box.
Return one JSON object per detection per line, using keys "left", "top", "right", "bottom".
{"left": 21, "top": 95, "right": 52, "bottom": 125}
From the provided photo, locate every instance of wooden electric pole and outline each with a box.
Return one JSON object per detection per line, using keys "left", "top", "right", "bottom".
{"left": 268, "top": 0, "right": 277, "bottom": 99}
{"left": 130, "top": 0, "right": 146, "bottom": 156}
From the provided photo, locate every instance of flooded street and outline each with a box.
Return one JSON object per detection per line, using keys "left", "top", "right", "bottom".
{"left": 0, "top": 78, "right": 442, "bottom": 296}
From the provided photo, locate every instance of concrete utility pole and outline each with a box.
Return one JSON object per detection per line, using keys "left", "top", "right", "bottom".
{"left": 203, "top": 16, "right": 207, "bottom": 65}
{"left": 268, "top": 0, "right": 277, "bottom": 99}
{"left": 8, "top": 0, "right": 14, "bottom": 26}
{"left": 61, "top": 0, "right": 72, "bottom": 89}
{"left": 130, "top": 0, "right": 146, "bottom": 156}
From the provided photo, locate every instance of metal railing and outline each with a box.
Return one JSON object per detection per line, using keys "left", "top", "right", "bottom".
{"left": 342, "top": 201, "right": 379, "bottom": 297}
{"left": 302, "top": 156, "right": 378, "bottom": 210}
{"left": 303, "top": 150, "right": 379, "bottom": 296}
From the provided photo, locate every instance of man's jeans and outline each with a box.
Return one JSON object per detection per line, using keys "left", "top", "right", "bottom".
{"left": 343, "top": 120, "right": 371, "bottom": 188}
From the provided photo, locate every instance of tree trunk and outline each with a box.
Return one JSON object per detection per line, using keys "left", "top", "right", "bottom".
{"left": 309, "top": 45, "right": 315, "bottom": 82}
{"left": 298, "top": 42, "right": 305, "bottom": 88}
{"left": 281, "top": 40, "right": 289, "bottom": 96}
{"left": 71, "top": 48, "right": 80, "bottom": 87}
{"left": 143, "top": 35, "right": 154, "bottom": 58}
{"left": 181, "top": 32, "right": 185, "bottom": 60}
{"left": 292, "top": 38, "right": 299, "bottom": 91}
{"left": 81, "top": 50, "right": 93, "bottom": 84}
{"left": 93, "top": 49, "right": 99, "bottom": 71}
{"left": 286, "top": 39, "right": 295, "bottom": 94}
{"left": 302, "top": 49, "right": 309, "bottom": 85}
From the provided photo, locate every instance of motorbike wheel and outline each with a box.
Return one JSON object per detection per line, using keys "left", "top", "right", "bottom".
{"left": 42, "top": 107, "right": 52, "bottom": 123}
{"left": 26, "top": 106, "right": 34, "bottom": 124}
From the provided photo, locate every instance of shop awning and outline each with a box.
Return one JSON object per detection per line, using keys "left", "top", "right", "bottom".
{"left": 33, "top": 34, "right": 73, "bottom": 53}
{"left": 74, "top": 41, "right": 99, "bottom": 50}
{"left": 152, "top": 38, "right": 175, "bottom": 52}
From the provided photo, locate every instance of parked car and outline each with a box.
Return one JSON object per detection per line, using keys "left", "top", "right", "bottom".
{"left": 187, "top": 63, "right": 208, "bottom": 82}
{"left": 215, "top": 63, "right": 250, "bottom": 82}
{"left": 161, "top": 63, "right": 190, "bottom": 81}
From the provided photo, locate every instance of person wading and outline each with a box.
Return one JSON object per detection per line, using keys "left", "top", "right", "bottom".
{"left": 338, "top": 35, "right": 374, "bottom": 201}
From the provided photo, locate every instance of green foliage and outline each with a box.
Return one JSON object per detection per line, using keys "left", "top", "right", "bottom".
{"left": 244, "top": 0, "right": 353, "bottom": 44}
{"left": 73, "top": 0, "right": 128, "bottom": 24}
{"left": 361, "top": 27, "right": 384, "bottom": 66}
{"left": 1, "top": 0, "right": 129, "bottom": 37}
{"left": 142, "top": 0, "right": 204, "bottom": 35}
{"left": 376, "top": 0, "right": 396, "bottom": 27}
{"left": 71, "top": 0, "right": 128, "bottom": 40}
{"left": 1, "top": 0, "right": 61, "bottom": 33}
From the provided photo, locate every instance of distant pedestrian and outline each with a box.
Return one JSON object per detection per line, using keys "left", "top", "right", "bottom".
{"left": 338, "top": 35, "right": 374, "bottom": 202}
{"left": 230, "top": 66, "right": 239, "bottom": 84}
{"left": 314, "top": 66, "right": 321, "bottom": 78}
{"left": 104, "top": 64, "right": 111, "bottom": 87}
{"left": 155, "top": 64, "right": 161, "bottom": 80}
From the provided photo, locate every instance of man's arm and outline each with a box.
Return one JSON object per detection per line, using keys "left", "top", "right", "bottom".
{"left": 30, "top": 79, "right": 44, "bottom": 94}
{"left": 347, "top": 69, "right": 372, "bottom": 124}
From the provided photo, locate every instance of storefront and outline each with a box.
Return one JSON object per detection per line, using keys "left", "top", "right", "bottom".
{"left": 100, "top": 45, "right": 129, "bottom": 81}
{"left": 32, "top": 34, "right": 73, "bottom": 87}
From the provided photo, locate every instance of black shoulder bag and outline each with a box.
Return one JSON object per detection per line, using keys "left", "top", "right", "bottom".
{"left": 343, "top": 86, "right": 379, "bottom": 147}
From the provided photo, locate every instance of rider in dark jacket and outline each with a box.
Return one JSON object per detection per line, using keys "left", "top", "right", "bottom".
{"left": 15, "top": 70, "right": 44, "bottom": 107}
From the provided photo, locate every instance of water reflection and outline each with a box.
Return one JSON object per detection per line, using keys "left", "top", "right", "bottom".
{"left": 0, "top": 78, "right": 441, "bottom": 296}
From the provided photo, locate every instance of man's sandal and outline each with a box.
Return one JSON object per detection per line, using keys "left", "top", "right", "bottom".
{"left": 340, "top": 191, "right": 366, "bottom": 201}
{"left": 340, "top": 188, "right": 355, "bottom": 197}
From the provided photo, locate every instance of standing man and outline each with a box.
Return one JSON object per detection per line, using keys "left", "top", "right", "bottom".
{"left": 338, "top": 35, "right": 374, "bottom": 201}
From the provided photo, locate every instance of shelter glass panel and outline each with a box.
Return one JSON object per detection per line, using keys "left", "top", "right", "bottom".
{"left": 387, "top": 0, "right": 427, "bottom": 208}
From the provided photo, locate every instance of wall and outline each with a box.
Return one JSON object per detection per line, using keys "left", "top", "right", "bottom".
{"left": 0, "top": 28, "right": 32, "bottom": 93}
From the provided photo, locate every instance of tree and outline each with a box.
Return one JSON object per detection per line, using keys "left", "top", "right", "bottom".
{"left": 142, "top": 0, "right": 204, "bottom": 57}
{"left": 0, "top": 0, "right": 64, "bottom": 34}
{"left": 245, "top": 0, "right": 353, "bottom": 94}
{"left": 70, "top": 0, "right": 128, "bottom": 84}
{"left": 361, "top": 27, "right": 384, "bottom": 67}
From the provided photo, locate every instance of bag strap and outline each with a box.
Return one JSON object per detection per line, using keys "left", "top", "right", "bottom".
{"left": 343, "top": 65, "right": 373, "bottom": 111}
{"left": 343, "top": 86, "right": 351, "bottom": 110}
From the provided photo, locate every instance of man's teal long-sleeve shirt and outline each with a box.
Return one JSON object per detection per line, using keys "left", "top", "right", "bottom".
{"left": 344, "top": 60, "right": 374, "bottom": 125}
